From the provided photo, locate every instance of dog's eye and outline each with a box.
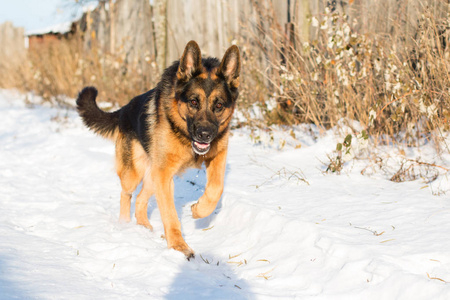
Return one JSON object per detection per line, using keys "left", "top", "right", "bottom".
{"left": 215, "top": 102, "right": 223, "bottom": 110}
{"left": 189, "top": 99, "right": 199, "bottom": 107}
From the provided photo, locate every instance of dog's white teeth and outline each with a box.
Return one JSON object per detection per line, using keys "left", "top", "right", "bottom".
{"left": 195, "top": 142, "right": 209, "bottom": 149}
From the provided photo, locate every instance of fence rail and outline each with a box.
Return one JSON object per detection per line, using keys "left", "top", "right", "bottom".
{"left": 1, "top": 0, "right": 448, "bottom": 71}
{"left": 75, "top": 0, "right": 450, "bottom": 70}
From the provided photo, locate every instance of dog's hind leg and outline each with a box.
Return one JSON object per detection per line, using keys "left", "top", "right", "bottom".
{"left": 135, "top": 174, "right": 154, "bottom": 230}
{"left": 119, "top": 191, "right": 132, "bottom": 223}
{"left": 191, "top": 148, "right": 227, "bottom": 219}
{"left": 118, "top": 169, "right": 141, "bottom": 223}
{"left": 116, "top": 134, "right": 144, "bottom": 223}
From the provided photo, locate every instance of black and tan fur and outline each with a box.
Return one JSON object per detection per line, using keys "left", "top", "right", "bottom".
{"left": 76, "top": 41, "right": 240, "bottom": 259}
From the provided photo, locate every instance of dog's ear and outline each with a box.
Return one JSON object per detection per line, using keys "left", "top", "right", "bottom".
{"left": 177, "top": 41, "right": 202, "bottom": 81}
{"left": 217, "top": 45, "right": 240, "bottom": 88}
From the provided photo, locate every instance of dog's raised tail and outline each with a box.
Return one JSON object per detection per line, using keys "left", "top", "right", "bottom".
{"left": 76, "top": 87, "right": 120, "bottom": 140}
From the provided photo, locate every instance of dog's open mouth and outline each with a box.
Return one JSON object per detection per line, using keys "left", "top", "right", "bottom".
{"left": 192, "top": 141, "right": 211, "bottom": 155}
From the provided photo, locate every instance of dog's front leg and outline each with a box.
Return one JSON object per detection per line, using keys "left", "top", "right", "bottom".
{"left": 191, "top": 148, "right": 227, "bottom": 219}
{"left": 152, "top": 166, "right": 195, "bottom": 260}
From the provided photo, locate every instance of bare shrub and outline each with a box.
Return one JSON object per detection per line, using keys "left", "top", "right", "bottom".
{"left": 237, "top": 1, "right": 449, "bottom": 150}
{"left": 0, "top": 1, "right": 448, "bottom": 154}
{"left": 1, "top": 32, "right": 160, "bottom": 106}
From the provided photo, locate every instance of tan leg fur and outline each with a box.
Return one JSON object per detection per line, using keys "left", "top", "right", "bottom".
{"left": 191, "top": 148, "right": 227, "bottom": 219}
{"left": 151, "top": 159, "right": 194, "bottom": 258}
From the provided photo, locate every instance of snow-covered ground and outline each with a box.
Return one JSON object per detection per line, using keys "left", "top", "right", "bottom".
{"left": 0, "top": 89, "right": 449, "bottom": 299}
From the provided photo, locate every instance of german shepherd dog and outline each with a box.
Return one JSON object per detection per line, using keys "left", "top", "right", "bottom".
{"left": 76, "top": 41, "right": 240, "bottom": 259}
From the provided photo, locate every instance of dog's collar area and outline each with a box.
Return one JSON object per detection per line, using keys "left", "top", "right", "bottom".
{"left": 192, "top": 140, "right": 211, "bottom": 155}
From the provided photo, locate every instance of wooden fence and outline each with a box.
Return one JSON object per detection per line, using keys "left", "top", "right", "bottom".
{"left": 1, "top": 0, "right": 449, "bottom": 71}
{"left": 0, "top": 22, "right": 25, "bottom": 62}
{"left": 98, "top": 0, "right": 448, "bottom": 70}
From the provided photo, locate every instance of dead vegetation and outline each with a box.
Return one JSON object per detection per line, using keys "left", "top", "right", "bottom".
{"left": 1, "top": 33, "right": 160, "bottom": 106}
{"left": 236, "top": 1, "right": 449, "bottom": 152}
{"left": 0, "top": 1, "right": 448, "bottom": 159}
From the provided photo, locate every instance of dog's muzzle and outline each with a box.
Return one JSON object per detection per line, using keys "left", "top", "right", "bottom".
{"left": 191, "top": 125, "right": 216, "bottom": 155}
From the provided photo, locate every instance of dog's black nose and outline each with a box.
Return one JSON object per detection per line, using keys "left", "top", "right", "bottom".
{"left": 195, "top": 126, "right": 214, "bottom": 142}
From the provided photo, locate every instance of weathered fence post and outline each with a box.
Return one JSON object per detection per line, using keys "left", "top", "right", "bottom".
{"left": 0, "top": 22, "right": 25, "bottom": 62}
{"left": 154, "top": 0, "right": 167, "bottom": 72}
{"left": 109, "top": 0, "right": 115, "bottom": 54}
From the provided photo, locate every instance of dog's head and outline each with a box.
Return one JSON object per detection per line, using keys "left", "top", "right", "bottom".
{"left": 175, "top": 41, "right": 240, "bottom": 155}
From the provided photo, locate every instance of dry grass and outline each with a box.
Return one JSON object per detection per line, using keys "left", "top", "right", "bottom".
{"left": 0, "top": 1, "right": 448, "bottom": 152}
{"left": 1, "top": 33, "right": 160, "bottom": 106}
{"left": 237, "top": 1, "right": 450, "bottom": 151}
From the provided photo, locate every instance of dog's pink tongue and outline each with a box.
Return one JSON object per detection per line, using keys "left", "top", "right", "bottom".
{"left": 195, "top": 142, "right": 209, "bottom": 149}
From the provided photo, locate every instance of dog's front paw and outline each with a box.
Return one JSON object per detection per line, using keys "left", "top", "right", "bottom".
{"left": 191, "top": 202, "right": 201, "bottom": 219}
{"left": 136, "top": 219, "right": 153, "bottom": 231}
{"left": 167, "top": 230, "right": 195, "bottom": 260}
{"left": 191, "top": 202, "right": 213, "bottom": 219}
{"left": 191, "top": 198, "right": 218, "bottom": 219}
{"left": 171, "top": 242, "right": 195, "bottom": 261}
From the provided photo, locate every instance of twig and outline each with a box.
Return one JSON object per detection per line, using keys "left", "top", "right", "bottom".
{"left": 376, "top": 91, "right": 414, "bottom": 120}
{"left": 200, "top": 254, "right": 210, "bottom": 264}
{"left": 407, "top": 159, "right": 449, "bottom": 172}
{"left": 354, "top": 226, "right": 385, "bottom": 236}
{"left": 427, "top": 272, "right": 448, "bottom": 283}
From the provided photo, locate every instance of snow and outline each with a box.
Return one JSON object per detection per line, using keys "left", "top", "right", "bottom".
{"left": 24, "top": 2, "right": 98, "bottom": 36}
{"left": 26, "top": 21, "right": 73, "bottom": 36}
{"left": 0, "top": 89, "right": 449, "bottom": 299}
